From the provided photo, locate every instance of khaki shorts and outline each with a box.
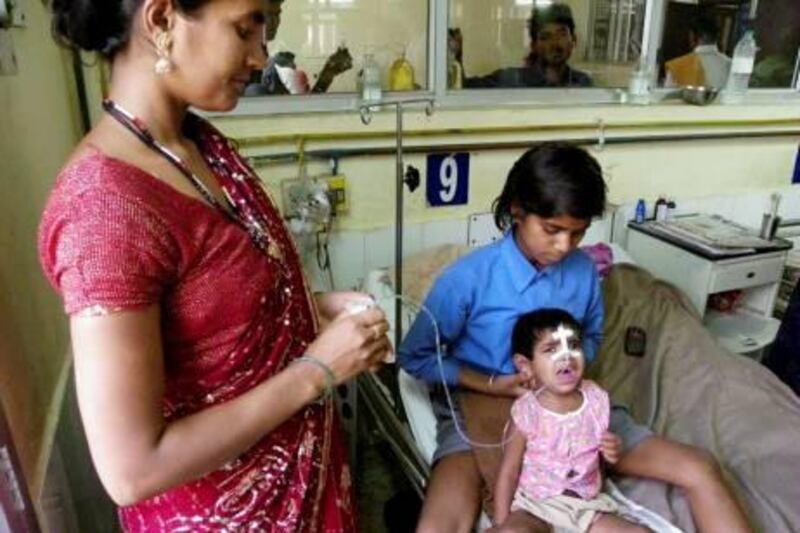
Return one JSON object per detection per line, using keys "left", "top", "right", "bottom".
{"left": 511, "top": 490, "right": 619, "bottom": 532}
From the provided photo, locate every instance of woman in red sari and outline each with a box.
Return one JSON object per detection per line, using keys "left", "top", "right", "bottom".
{"left": 39, "top": 0, "right": 390, "bottom": 530}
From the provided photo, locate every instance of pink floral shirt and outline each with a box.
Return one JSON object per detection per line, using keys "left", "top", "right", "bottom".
{"left": 511, "top": 380, "right": 610, "bottom": 500}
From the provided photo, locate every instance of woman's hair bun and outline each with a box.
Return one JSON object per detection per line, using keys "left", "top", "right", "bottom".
{"left": 50, "top": 0, "right": 132, "bottom": 57}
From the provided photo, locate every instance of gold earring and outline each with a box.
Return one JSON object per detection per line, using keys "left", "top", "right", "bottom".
{"left": 154, "top": 31, "right": 173, "bottom": 75}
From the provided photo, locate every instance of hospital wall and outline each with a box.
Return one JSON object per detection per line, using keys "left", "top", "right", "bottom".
{"left": 211, "top": 104, "right": 799, "bottom": 292}
{"left": 214, "top": 104, "right": 800, "bottom": 235}
{"left": 0, "top": 0, "right": 80, "bottom": 501}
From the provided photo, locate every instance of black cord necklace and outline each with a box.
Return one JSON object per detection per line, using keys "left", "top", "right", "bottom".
{"left": 102, "top": 99, "right": 235, "bottom": 220}
{"left": 102, "top": 98, "right": 289, "bottom": 263}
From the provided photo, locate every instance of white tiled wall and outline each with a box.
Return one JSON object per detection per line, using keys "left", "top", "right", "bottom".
{"left": 301, "top": 187, "right": 799, "bottom": 293}
{"left": 301, "top": 209, "right": 616, "bottom": 291}
{"left": 302, "top": 216, "right": 474, "bottom": 291}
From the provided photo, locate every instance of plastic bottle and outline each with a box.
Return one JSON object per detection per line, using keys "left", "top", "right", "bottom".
{"left": 654, "top": 197, "right": 668, "bottom": 221}
{"left": 627, "top": 68, "right": 651, "bottom": 105}
{"left": 447, "top": 48, "right": 463, "bottom": 89}
{"left": 360, "top": 53, "right": 382, "bottom": 102}
{"left": 721, "top": 30, "right": 757, "bottom": 104}
{"left": 389, "top": 48, "right": 415, "bottom": 91}
{"left": 635, "top": 199, "right": 646, "bottom": 223}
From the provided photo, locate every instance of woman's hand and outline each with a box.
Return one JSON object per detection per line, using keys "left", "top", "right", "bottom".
{"left": 305, "top": 307, "right": 392, "bottom": 387}
{"left": 314, "top": 291, "right": 372, "bottom": 325}
{"left": 600, "top": 431, "right": 623, "bottom": 464}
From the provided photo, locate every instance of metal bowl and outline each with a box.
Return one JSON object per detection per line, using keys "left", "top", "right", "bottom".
{"left": 680, "top": 85, "right": 719, "bottom": 106}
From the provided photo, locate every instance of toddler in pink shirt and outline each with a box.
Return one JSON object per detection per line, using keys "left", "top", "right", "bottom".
{"left": 491, "top": 309, "right": 648, "bottom": 533}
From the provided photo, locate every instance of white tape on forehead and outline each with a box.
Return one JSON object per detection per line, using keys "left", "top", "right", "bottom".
{"left": 550, "top": 324, "right": 581, "bottom": 363}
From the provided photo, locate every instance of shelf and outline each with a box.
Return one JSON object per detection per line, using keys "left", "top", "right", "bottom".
{"left": 703, "top": 309, "right": 781, "bottom": 355}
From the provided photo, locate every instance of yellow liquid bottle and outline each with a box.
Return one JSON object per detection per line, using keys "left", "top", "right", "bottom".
{"left": 389, "top": 50, "right": 415, "bottom": 91}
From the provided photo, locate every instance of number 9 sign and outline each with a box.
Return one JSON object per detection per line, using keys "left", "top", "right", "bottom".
{"left": 426, "top": 152, "right": 469, "bottom": 207}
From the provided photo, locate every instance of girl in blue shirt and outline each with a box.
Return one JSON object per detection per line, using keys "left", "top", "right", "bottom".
{"left": 399, "top": 143, "right": 750, "bottom": 533}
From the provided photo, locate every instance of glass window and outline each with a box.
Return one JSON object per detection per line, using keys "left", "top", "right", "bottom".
{"left": 448, "top": 0, "right": 646, "bottom": 90}
{"left": 243, "top": 0, "right": 430, "bottom": 98}
{"left": 657, "top": 0, "right": 800, "bottom": 89}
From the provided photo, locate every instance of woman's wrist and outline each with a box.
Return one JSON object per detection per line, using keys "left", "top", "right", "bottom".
{"left": 289, "top": 355, "right": 335, "bottom": 403}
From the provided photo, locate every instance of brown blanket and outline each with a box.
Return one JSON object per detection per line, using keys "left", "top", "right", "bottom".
{"left": 459, "top": 264, "right": 800, "bottom": 532}
{"left": 596, "top": 264, "right": 800, "bottom": 533}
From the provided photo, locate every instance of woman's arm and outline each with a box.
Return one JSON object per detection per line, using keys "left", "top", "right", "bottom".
{"left": 492, "top": 423, "right": 527, "bottom": 525}
{"left": 71, "top": 304, "right": 389, "bottom": 506}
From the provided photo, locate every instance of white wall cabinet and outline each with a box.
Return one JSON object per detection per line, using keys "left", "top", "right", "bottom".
{"left": 627, "top": 223, "right": 791, "bottom": 357}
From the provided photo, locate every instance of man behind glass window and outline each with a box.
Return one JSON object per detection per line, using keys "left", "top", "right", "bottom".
{"left": 664, "top": 13, "right": 731, "bottom": 89}
{"left": 751, "top": 0, "right": 800, "bottom": 88}
{"left": 465, "top": 4, "right": 592, "bottom": 89}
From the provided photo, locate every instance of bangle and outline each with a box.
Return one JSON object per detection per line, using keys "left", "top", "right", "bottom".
{"left": 293, "top": 355, "right": 335, "bottom": 403}
{"left": 488, "top": 374, "right": 496, "bottom": 389}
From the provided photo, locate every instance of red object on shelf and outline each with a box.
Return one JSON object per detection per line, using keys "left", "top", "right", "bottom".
{"left": 708, "top": 290, "right": 744, "bottom": 313}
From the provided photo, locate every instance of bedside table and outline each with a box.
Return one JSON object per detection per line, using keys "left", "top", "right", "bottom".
{"left": 627, "top": 221, "right": 792, "bottom": 357}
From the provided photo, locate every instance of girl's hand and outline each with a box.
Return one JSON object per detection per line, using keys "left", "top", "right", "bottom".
{"left": 600, "top": 431, "right": 623, "bottom": 464}
{"left": 488, "top": 373, "right": 533, "bottom": 398}
{"left": 305, "top": 307, "right": 392, "bottom": 386}
{"left": 314, "top": 291, "right": 372, "bottom": 324}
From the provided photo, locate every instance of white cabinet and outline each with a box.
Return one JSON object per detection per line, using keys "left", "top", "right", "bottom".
{"left": 626, "top": 224, "right": 791, "bottom": 357}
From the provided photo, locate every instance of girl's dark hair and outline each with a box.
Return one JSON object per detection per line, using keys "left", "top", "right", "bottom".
{"left": 512, "top": 308, "right": 582, "bottom": 359}
{"left": 493, "top": 142, "right": 607, "bottom": 231}
{"left": 50, "top": 0, "right": 210, "bottom": 59}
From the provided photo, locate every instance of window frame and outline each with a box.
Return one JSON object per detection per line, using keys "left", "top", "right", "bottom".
{"left": 221, "top": 0, "right": 800, "bottom": 118}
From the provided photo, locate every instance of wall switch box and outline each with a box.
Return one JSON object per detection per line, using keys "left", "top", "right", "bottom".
{"left": 0, "top": 0, "right": 26, "bottom": 28}
{"left": 281, "top": 175, "right": 347, "bottom": 218}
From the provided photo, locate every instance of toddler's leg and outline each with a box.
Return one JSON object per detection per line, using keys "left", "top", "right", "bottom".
{"left": 588, "top": 513, "right": 649, "bottom": 533}
{"left": 416, "top": 452, "right": 482, "bottom": 533}
{"left": 615, "top": 436, "right": 751, "bottom": 533}
{"left": 491, "top": 510, "right": 550, "bottom": 533}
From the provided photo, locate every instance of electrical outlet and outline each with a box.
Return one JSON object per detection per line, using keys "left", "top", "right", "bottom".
{"left": 0, "top": 0, "right": 26, "bottom": 28}
{"left": 326, "top": 175, "right": 348, "bottom": 215}
{"left": 281, "top": 175, "right": 347, "bottom": 218}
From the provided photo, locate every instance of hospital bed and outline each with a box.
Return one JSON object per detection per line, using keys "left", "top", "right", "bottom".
{"left": 357, "top": 213, "right": 800, "bottom": 532}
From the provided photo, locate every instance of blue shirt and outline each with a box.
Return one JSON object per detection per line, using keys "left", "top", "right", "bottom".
{"left": 398, "top": 232, "right": 604, "bottom": 386}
